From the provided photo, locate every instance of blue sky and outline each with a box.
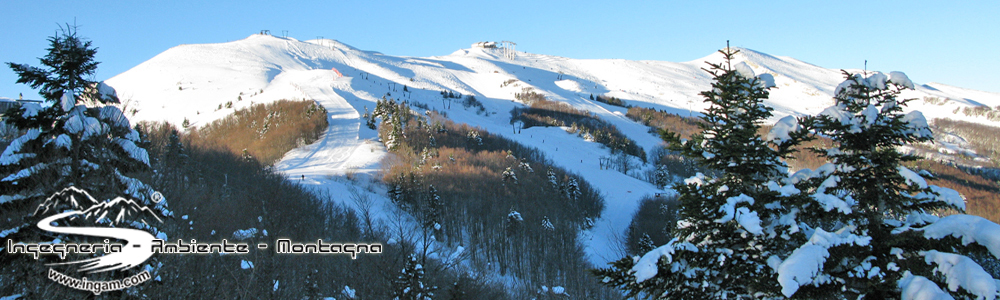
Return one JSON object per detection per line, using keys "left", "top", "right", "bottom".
{"left": 2, "top": 1, "right": 998, "bottom": 99}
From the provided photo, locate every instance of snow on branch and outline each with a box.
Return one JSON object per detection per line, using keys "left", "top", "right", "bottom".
{"left": 632, "top": 239, "right": 678, "bottom": 283}
{"left": 899, "top": 272, "right": 954, "bottom": 300}
{"left": 920, "top": 250, "right": 996, "bottom": 300}
{"left": 767, "top": 116, "right": 799, "bottom": 143}
{"left": 902, "top": 111, "right": 933, "bottom": 139}
{"left": 777, "top": 227, "right": 872, "bottom": 297}
{"left": 115, "top": 138, "right": 150, "bottom": 166}
{"left": 716, "top": 194, "right": 763, "bottom": 235}
{"left": 0, "top": 129, "right": 41, "bottom": 165}
{"left": 912, "top": 186, "right": 966, "bottom": 211}
{"left": 898, "top": 166, "right": 928, "bottom": 189}
{"left": 920, "top": 215, "right": 1000, "bottom": 258}
{"left": 1, "top": 162, "right": 48, "bottom": 182}
{"left": 99, "top": 105, "right": 131, "bottom": 129}
{"left": 889, "top": 71, "right": 915, "bottom": 90}
{"left": 811, "top": 175, "right": 853, "bottom": 214}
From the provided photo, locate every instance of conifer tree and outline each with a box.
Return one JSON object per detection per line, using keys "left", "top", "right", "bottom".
{"left": 1, "top": 26, "right": 172, "bottom": 231}
{"left": 594, "top": 45, "right": 810, "bottom": 299}
{"left": 425, "top": 185, "right": 443, "bottom": 230}
{"left": 394, "top": 254, "right": 437, "bottom": 300}
{"left": 775, "top": 71, "right": 1000, "bottom": 299}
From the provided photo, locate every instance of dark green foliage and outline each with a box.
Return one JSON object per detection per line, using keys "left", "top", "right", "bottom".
{"left": 594, "top": 94, "right": 626, "bottom": 107}
{"left": 1, "top": 25, "right": 168, "bottom": 239}
{"left": 394, "top": 254, "right": 437, "bottom": 300}
{"left": 460, "top": 95, "right": 486, "bottom": 114}
{"left": 779, "top": 70, "right": 997, "bottom": 299}
{"left": 6, "top": 25, "right": 103, "bottom": 104}
{"left": 624, "top": 195, "right": 679, "bottom": 256}
{"left": 595, "top": 46, "right": 810, "bottom": 299}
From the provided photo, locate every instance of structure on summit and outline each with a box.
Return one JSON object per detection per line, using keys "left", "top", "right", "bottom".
{"left": 472, "top": 41, "right": 516, "bottom": 60}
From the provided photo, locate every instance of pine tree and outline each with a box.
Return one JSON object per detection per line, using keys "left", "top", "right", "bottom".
{"left": 594, "top": 45, "right": 809, "bottom": 299}
{"left": 775, "top": 71, "right": 1000, "bottom": 299}
{"left": 564, "top": 177, "right": 580, "bottom": 201}
{"left": 1, "top": 25, "right": 171, "bottom": 252}
{"left": 653, "top": 164, "right": 669, "bottom": 189}
{"left": 546, "top": 168, "right": 559, "bottom": 190}
{"left": 394, "top": 254, "right": 437, "bottom": 300}
{"left": 501, "top": 167, "right": 517, "bottom": 185}
{"left": 425, "top": 185, "right": 443, "bottom": 230}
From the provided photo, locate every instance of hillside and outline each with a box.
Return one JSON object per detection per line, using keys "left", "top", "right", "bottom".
{"left": 105, "top": 33, "right": 1000, "bottom": 269}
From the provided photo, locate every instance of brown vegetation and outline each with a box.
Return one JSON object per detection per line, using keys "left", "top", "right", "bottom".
{"left": 628, "top": 106, "right": 833, "bottom": 171}
{"left": 910, "top": 160, "right": 1000, "bottom": 223}
{"left": 135, "top": 121, "right": 504, "bottom": 299}
{"left": 188, "top": 99, "right": 328, "bottom": 165}
{"left": 932, "top": 118, "right": 1000, "bottom": 166}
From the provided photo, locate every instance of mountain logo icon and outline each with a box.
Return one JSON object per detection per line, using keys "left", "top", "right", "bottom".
{"left": 32, "top": 186, "right": 164, "bottom": 274}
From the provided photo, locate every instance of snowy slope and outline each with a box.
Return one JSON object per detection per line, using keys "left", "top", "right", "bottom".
{"left": 106, "top": 34, "right": 1000, "bottom": 267}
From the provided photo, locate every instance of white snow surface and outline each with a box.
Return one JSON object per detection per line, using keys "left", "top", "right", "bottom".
{"left": 104, "top": 34, "right": 1000, "bottom": 269}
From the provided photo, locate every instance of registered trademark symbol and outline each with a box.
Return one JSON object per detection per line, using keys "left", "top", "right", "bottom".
{"left": 151, "top": 191, "right": 164, "bottom": 203}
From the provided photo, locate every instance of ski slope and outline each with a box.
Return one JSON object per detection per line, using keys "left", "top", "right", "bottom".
{"left": 105, "top": 34, "right": 1000, "bottom": 267}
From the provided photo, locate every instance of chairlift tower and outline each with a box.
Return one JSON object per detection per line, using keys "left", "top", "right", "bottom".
{"left": 500, "top": 41, "right": 516, "bottom": 60}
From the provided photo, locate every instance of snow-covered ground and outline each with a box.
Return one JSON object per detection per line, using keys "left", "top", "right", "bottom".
{"left": 105, "top": 34, "right": 1000, "bottom": 267}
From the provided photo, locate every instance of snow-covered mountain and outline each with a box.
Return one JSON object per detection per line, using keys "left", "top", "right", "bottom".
{"left": 105, "top": 34, "right": 1000, "bottom": 266}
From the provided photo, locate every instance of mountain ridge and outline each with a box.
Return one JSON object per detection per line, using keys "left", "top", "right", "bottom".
{"left": 103, "top": 34, "right": 1000, "bottom": 267}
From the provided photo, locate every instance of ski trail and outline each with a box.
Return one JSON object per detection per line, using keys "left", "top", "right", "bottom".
{"left": 274, "top": 70, "right": 375, "bottom": 178}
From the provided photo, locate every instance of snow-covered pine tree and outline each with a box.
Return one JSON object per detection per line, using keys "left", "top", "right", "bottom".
{"left": 546, "top": 167, "right": 559, "bottom": 190}
{"left": 394, "top": 254, "right": 437, "bottom": 300}
{"left": 1, "top": 26, "right": 171, "bottom": 239}
{"left": 653, "top": 164, "right": 670, "bottom": 189}
{"left": 373, "top": 97, "right": 410, "bottom": 151}
{"left": 564, "top": 177, "right": 580, "bottom": 201}
{"left": 776, "top": 70, "right": 1000, "bottom": 299}
{"left": 594, "top": 45, "right": 811, "bottom": 299}
{"left": 425, "top": 184, "right": 443, "bottom": 231}
{"left": 501, "top": 167, "right": 517, "bottom": 185}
